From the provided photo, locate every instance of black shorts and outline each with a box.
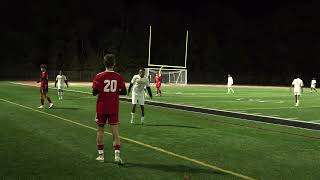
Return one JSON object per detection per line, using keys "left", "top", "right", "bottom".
{"left": 40, "top": 86, "right": 48, "bottom": 94}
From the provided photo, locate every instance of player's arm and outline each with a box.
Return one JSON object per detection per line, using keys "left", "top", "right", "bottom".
{"left": 118, "top": 77, "right": 127, "bottom": 95}
{"left": 55, "top": 76, "right": 58, "bottom": 87}
{"left": 146, "top": 86, "right": 152, "bottom": 98}
{"left": 92, "top": 76, "right": 101, "bottom": 96}
{"left": 128, "top": 83, "right": 133, "bottom": 95}
{"left": 127, "top": 76, "right": 136, "bottom": 95}
{"left": 92, "top": 88, "right": 99, "bottom": 96}
{"left": 65, "top": 77, "right": 68, "bottom": 88}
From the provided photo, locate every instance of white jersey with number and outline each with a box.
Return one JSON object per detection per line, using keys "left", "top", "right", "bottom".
{"left": 56, "top": 75, "right": 67, "bottom": 89}
{"left": 292, "top": 78, "right": 303, "bottom": 93}
{"left": 311, "top": 80, "right": 316, "bottom": 88}
{"left": 227, "top": 77, "right": 233, "bottom": 87}
{"left": 131, "top": 75, "right": 150, "bottom": 96}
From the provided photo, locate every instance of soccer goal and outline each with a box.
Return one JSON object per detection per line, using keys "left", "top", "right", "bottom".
{"left": 145, "top": 67, "right": 188, "bottom": 85}
{"left": 145, "top": 25, "right": 188, "bottom": 85}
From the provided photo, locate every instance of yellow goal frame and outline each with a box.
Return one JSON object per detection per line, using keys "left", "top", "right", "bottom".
{"left": 147, "top": 25, "right": 188, "bottom": 68}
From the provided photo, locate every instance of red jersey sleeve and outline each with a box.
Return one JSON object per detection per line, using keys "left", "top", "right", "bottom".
{"left": 92, "top": 75, "right": 103, "bottom": 92}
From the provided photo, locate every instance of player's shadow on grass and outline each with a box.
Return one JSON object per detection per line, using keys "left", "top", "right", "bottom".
{"left": 52, "top": 107, "right": 80, "bottom": 110}
{"left": 123, "top": 162, "right": 224, "bottom": 176}
{"left": 145, "top": 124, "right": 202, "bottom": 129}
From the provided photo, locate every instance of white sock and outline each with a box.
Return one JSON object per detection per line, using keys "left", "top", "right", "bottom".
{"left": 115, "top": 150, "right": 120, "bottom": 158}
{"left": 141, "top": 116, "right": 145, "bottom": 122}
{"left": 131, "top": 113, "right": 135, "bottom": 122}
{"left": 98, "top": 150, "right": 104, "bottom": 155}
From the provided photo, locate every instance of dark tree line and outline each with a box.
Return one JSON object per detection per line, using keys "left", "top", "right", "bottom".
{"left": 1, "top": 0, "right": 320, "bottom": 85}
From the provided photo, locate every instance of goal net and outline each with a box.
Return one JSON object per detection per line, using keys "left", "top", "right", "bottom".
{"left": 145, "top": 68, "right": 187, "bottom": 85}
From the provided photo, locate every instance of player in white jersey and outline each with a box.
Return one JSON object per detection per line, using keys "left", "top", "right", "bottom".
{"left": 55, "top": 70, "right": 68, "bottom": 100}
{"left": 310, "top": 78, "right": 317, "bottom": 93}
{"left": 128, "top": 68, "right": 153, "bottom": 124}
{"left": 227, "top": 74, "right": 234, "bottom": 94}
{"left": 290, "top": 75, "right": 304, "bottom": 107}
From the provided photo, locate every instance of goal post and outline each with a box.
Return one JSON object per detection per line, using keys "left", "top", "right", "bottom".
{"left": 145, "top": 67, "right": 188, "bottom": 85}
{"left": 147, "top": 25, "right": 189, "bottom": 69}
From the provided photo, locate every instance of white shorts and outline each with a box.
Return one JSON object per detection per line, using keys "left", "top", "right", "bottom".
{"left": 57, "top": 85, "right": 64, "bottom": 90}
{"left": 132, "top": 94, "right": 145, "bottom": 105}
{"left": 294, "top": 92, "right": 301, "bottom": 96}
{"left": 311, "top": 85, "right": 316, "bottom": 88}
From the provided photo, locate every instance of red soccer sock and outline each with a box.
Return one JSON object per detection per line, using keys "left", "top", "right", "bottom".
{"left": 41, "top": 99, "right": 44, "bottom": 105}
{"left": 47, "top": 97, "right": 52, "bottom": 103}
{"left": 113, "top": 144, "right": 121, "bottom": 151}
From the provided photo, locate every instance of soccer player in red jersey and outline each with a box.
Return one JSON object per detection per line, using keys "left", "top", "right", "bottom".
{"left": 155, "top": 71, "right": 162, "bottom": 96}
{"left": 37, "top": 64, "right": 54, "bottom": 109}
{"left": 92, "top": 54, "right": 127, "bottom": 164}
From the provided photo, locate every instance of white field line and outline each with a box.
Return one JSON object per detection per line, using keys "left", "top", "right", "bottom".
{"left": 227, "top": 106, "right": 320, "bottom": 111}
{"left": 0, "top": 98, "right": 256, "bottom": 180}
{"left": 10, "top": 82, "right": 320, "bottom": 131}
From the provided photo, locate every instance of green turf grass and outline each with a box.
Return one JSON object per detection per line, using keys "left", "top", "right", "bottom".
{"left": 69, "top": 84, "right": 320, "bottom": 122}
{"left": 1, "top": 82, "right": 320, "bottom": 179}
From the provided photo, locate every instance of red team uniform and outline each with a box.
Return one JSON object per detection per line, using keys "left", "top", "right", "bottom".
{"left": 92, "top": 71, "right": 126, "bottom": 125}
{"left": 40, "top": 71, "right": 49, "bottom": 94}
{"left": 155, "top": 74, "right": 162, "bottom": 95}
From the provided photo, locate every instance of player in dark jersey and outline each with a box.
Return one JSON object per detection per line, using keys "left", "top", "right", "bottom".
{"left": 37, "top": 64, "right": 53, "bottom": 109}
{"left": 92, "top": 54, "right": 127, "bottom": 164}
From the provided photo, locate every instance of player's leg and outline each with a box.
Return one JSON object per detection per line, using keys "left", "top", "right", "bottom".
{"left": 294, "top": 94, "right": 298, "bottom": 106}
{"left": 60, "top": 89, "right": 64, "bottom": 100}
{"left": 230, "top": 85, "right": 234, "bottom": 93}
{"left": 227, "top": 87, "right": 230, "bottom": 94}
{"left": 38, "top": 91, "right": 45, "bottom": 108}
{"left": 156, "top": 87, "right": 159, "bottom": 96}
{"left": 159, "top": 87, "right": 162, "bottom": 96}
{"left": 110, "top": 124, "right": 124, "bottom": 165}
{"left": 140, "top": 105, "right": 145, "bottom": 124}
{"left": 96, "top": 125, "right": 105, "bottom": 161}
{"left": 43, "top": 90, "right": 53, "bottom": 108}
{"left": 108, "top": 114, "right": 124, "bottom": 165}
{"left": 131, "top": 104, "right": 136, "bottom": 124}
{"left": 95, "top": 114, "right": 106, "bottom": 161}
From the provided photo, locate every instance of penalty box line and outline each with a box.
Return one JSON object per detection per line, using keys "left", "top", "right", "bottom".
{"left": 0, "top": 97, "right": 256, "bottom": 180}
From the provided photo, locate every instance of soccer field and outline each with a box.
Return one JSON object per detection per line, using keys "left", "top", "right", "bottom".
{"left": 1, "top": 81, "right": 320, "bottom": 180}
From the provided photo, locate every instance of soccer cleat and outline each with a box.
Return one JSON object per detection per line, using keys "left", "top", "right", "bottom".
{"left": 96, "top": 155, "right": 104, "bottom": 162}
{"left": 115, "top": 157, "right": 124, "bottom": 165}
{"left": 38, "top": 105, "right": 44, "bottom": 109}
{"left": 49, "top": 103, "right": 54, "bottom": 109}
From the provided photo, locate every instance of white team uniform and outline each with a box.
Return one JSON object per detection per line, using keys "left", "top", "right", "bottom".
{"left": 56, "top": 75, "right": 67, "bottom": 90}
{"left": 131, "top": 75, "right": 150, "bottom": 105}
{"left": 227, "top": 77, "right": 233, "bottom": 87}
{"left": 292, "top": 78, "right": 304, "bottom": 96}
{"left": 311, "top": 80, "right": 316, "bottom": 88}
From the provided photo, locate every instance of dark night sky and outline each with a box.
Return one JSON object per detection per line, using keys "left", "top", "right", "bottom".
{"left": 1, "top": 0, "right": 320, "bottom": 84}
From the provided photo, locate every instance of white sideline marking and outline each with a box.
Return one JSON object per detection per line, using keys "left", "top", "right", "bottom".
{"left": 10, "top": 82, "right": 320, "bottom": 131}
{"left": 227, "top": 106, "right": 320, "bottom": 111}
{"left": 0, "top": 97, "right": 255, "bottom": 180}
